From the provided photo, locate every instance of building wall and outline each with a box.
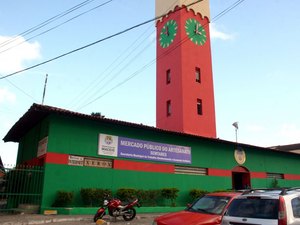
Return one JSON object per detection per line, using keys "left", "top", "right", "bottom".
{"left": 17, "top": 118, "right": 49, "bottom": 165}
{"left": 16, "top": 114, "right": 300, "bottom": 209}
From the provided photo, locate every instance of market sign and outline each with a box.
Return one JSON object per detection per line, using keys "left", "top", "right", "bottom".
{"left": 37, "top": 136, "right": 48, "bottom": 157}
{"left": 68, "top": 155, "right": 112, "bottom": 168}
{"left": 68, "top": 155, "right": 84, "bottom": 166}
{"left": 98, "top": 134, "right": 191, "bottom": 164}
{"left": 84, "top": 158, "right": 112, "bottom": 168}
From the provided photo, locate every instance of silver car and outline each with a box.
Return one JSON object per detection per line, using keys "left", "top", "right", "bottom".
{"left": 221, "top": 188, "right": 300, "bottom": 225}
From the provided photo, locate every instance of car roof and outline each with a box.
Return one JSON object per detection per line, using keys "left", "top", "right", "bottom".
{"left": 207, "top": 192, "right": 242, "bottom": 197}
{"left": 235, "top": 188, "right": 300, "bottom": 198}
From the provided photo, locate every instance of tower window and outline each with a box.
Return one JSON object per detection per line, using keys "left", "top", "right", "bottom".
{"left": 195, "top": 67, "right": 201, "bottom": 83}
{"left": 167, "top": 100, "right": 171, "bottom": 116}
{"left": 166, "top": 69, "right": 171, "bottom": 84}
{"left": 197, "top": 99, "right": 203, "bottom": 115}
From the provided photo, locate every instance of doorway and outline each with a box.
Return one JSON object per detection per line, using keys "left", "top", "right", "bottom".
{"left": 232, "top": 166, "right": 251, "bottom": 190}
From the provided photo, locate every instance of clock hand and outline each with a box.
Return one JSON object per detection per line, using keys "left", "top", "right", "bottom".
{"left": 194, "top": 23, "right": 202, "bottom": 35}
{"left": 164, "top": 26, "right": 169, "bottom": 36}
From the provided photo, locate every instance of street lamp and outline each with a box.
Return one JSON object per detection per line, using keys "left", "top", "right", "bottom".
{"left": 232, "top": 122, "right": 239, "bottom": 143}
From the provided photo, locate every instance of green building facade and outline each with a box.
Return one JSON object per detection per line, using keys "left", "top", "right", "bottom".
{"left": 4, "top": 104, "right": 300, "bottom": 213}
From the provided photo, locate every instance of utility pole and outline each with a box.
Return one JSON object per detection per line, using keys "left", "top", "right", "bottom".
{"left": 42, "top": 74, "right": 48, "bottom": 105}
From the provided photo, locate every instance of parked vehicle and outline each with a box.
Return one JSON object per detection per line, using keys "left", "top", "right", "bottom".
{"left": 221, "top": 187, "right": 300, "bottom": 225}
{"left": 152, "top": 192, "right": 241, "bottom": 225}
{"left": 93, "top": 196, "right": 140, "bottom": 222}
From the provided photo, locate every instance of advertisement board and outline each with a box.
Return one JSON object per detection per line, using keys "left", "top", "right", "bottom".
{"left": 98, "top": 134, "right": 191, "bottom": 164}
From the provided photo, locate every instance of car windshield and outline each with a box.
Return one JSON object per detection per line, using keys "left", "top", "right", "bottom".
{"left": 226, "top": 198, "right": 279, "bottom": 219}
{"left": 187, "top": 195, "right": 231, "bottom": 215}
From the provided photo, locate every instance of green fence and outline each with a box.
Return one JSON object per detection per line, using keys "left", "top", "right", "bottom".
{"left": 0, "top": 165, "right": 44, "bottom": 212}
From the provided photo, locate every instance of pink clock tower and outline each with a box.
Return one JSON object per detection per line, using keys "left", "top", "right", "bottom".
{"left": 156, "top": 0, "right": 216, "bottom": 138}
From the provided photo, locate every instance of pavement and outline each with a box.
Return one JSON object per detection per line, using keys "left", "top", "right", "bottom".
{"left": 0, "top": 214, "right": 91, "bottom": 225}
{"left": 0, "top": 213, "right": 161, "bottom": 225}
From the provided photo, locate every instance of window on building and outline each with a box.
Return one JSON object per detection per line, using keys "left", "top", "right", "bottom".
{"left": 175, "top": 166, "right": 207, "bottom": 176}
{"left": 197, "top": 99, "right": 203, "bottom": 115}
{"left": 195, "top": 67, "right": 201, "bottom": 83}
{"left": 166, "top": 69, "right": 171, "bottom": 84}
{"left": 167, "top": 100, "right": 171, "bottom": 116}
{"left": 266, "top": 173, "right": 284, "bottom": 179}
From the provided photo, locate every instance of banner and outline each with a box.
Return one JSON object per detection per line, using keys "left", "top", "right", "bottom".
{"left": 98, "top": 134, "right": 191, "bottom": 164}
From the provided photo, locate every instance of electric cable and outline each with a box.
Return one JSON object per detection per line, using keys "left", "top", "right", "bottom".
{"left": 76, "top": 0, "right": 247, "bottom": 110}
{"left": 69, "top": 26, "right": 155, "bottom": 109}
{"left": 4, "top": 79, "right": 38, "bottom": 102}
{"left": 0, "top": 0, "right": 114, "bottom": 107}
{"left": 74, "top": 0, "right": 245, "bottom": 109}
{"left": 0, "top": 0, "right": 204, "bottom": 80}
{"left": 0, "top": 0, "right": 114, "bottom": 54}
{"left": 212, "top": 0, "right": 246, "bottom": 23}
{"left": 0, "top": 0, "right": 246, "bottom": 112}
{"left": 70, "top": 0, "right": 180, "bottom": 109}
{"left": 0, "top": 0, "right": 99, "bottom": 50}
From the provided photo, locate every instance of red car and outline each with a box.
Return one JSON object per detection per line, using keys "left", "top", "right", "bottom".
{"left": 153, "top": 192, "right": 241, "bottom": 225}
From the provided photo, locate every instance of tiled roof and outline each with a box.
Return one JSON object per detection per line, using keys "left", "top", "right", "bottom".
{"left": 2, "top": 104, "right": 223, "bottom": 144}
{"left": 4, "top": 103, "right": 297, "bottom": 156}
{"left": 271, "top": 144, "right": 300, "bottom": 152}
{"left": 3, "top": 103, "right": 160, "bottom": 142}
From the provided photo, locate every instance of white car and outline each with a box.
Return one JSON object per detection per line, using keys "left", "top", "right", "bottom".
{"left": 221, "top": 188, "right": 300, "bottom": 225}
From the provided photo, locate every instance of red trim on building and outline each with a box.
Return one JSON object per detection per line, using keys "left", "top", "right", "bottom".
{"left": 250, "top": 172, "right": 267, "bottom": 179}
{"left": 232, "top": 166, "right": 249, "bottom": 173}
{"left": 45, "top": 152, "right": 68, "bottom": 165}
{"left": 41, "top": 153, "right": 300, "bottom": 181}
{"left": 284, "top": 174, "right": 300, "bottom": 180}
{"left": 207, "top": 168, "right": 231, "bottom": 177}
{"left": 114, "top": 160, "right": 174, "bottom": 173}
{"left": 23, "top": 156, "right": 45, "bottom": 166}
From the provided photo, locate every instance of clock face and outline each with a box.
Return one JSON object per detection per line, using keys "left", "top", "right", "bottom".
{"left": 185, "top": 18, "right": 207, "bottom": 46}
{"left": 159, "top": 20, "right": 178, "bottom": 48}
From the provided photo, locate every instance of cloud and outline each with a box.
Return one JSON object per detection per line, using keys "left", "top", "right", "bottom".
{"left": 0, "top": 87, "right": 16, "bottom": 104}
{"left": 0, "top": 35, "right": 41, "bottom": 74}
{"left": 210, "top": 23, "right": 234, "bottom": 40}
{"left": 246, "top": 124, "right": 265, "bottom": 132}
{"left": 279, "top": 123, "right": 300, "bottom": 144}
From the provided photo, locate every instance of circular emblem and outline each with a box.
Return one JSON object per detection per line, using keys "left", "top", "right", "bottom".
{"left": 234, "top": 148, "right": 246, "bottom": 165}
{"left": 185, "top": 18, "right": 207, "bottom": 45}
{"left": 105, "top": 136, "right": 113, "bottom": 145}
{"left": 159, "top": 19, "right": 178, "bottom": 48}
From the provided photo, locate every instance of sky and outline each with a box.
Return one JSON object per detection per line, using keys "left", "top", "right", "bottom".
{"left": 0, "top": 0, "right": 299, "bottom": 165}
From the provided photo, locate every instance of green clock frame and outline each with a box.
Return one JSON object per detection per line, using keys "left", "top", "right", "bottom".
{"left": 159, "top": 20, "right": 178, "bottom": 48}
{"left": 185, "top": 18, "right": 207, "bottom": 46}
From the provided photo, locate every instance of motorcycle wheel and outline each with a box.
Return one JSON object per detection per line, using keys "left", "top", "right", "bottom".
{"left": 93, "top": 211, "right": 105, "bottom": 222}
{"left": 122, "top": 208, "right": 136, "bottom": 221}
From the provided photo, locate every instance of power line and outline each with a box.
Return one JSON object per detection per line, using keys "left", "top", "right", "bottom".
{"left": 0, "top": 0, "right": 114, "bottom": 54}
{"left": 76, "top": 0, "right": 247, "bottom": 110}
{"left": 0, "top": 0, "right": 99, "bottom": 50}
{"left": 4, "top": 79, "right": 38, "bottom": 102}
{"left": 0, "top": 0, "right": 204, "bottom": 80}
{"left": 69, "top": 26, "right": 155, "bottom": 109}
{"left": 212, "top": 0, "right": 246, "bottom": 23}
{"left": 0, "top": 0, "right": 246, "bottom": 111}
{"left": 69, "top": 0, "right": 181, "bottom": 110}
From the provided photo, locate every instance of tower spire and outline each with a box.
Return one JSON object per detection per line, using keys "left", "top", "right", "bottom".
{"left": 156, "top": 0, "right": 210, "bottom": 21}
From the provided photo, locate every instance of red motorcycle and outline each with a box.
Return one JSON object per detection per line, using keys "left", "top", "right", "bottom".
{"left": 93, "top": 196, "right": 140, "bottom": 222}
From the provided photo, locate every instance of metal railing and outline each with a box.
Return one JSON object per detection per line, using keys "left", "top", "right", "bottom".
{"left": 0, "top": 165, "right": 44, "bottom": 212}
